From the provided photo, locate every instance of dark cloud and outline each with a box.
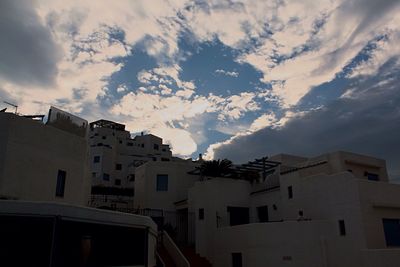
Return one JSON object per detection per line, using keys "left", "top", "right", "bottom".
{"left": 213, "top": 60, "right": 400, "bottom": 180}
{"left": 0, "top": 0, "right": 62, "bottom": 87}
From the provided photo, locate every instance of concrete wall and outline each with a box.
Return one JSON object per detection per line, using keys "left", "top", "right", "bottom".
{"left": 188, "top": 178, "right": 251, "bottom": 262}
{"left": 250, "top": 189, "right": 282, "bottom": 222}
{"left": 0, "top": 113, "right": 90, "bottom": 206}
{"left": 214, "top": 219, "right": 364, "bottom": 267}
{"left": 134, "top": 161, "right": 199, "bottom": 211}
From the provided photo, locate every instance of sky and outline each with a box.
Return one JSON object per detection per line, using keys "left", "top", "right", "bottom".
{"left": 0, "top": 0, "right": 399, "bottom": 180}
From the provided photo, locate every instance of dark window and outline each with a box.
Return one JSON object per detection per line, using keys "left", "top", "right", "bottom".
{"left": 382, "top": 218, "right": 400, "bottom": 246}
{"left": 153, "top": 157, "right": 157, "bottom": 161}
{"left": 103, "top": 173, "right": 110, "bottom": 181}
{"left": 232, "top": 253, "right": 242, "bottom": 267}
{"left": 339, "top": 220, "right": 346, "bottom": 236}
{"left": 119, "top": 140, "right": 122, "bottom": 144}
{"left": 257, "top": 206, "right": 269, "bottom": 222}
{"left": 365, "top": 172, "right": 379, "bottom": 181}
{"left": 199, "top": 208, "right": 204, "bottom": 220}
{"left": 162, "top": 148, "right": 166, "bottom": 152}
{"left": 288, "top": 186, "right": 293, "bottom": 199}
{"left": 161, "top": 158, "right": 170, "bottom": 161}
{"left": 156, "top": 174, "right": 168, "bottom": 191}
{"left": 347, "top": 169, "right": 353, "bottom": 173}
{"left": 97, "top": 143, "right": 103, "bottom": 146}
{"left": 154, "top": 144, "right": 159, "bottom": 150}
{"left": 94, "top": 133, "right": 99, "bottom": 136}
{"left": 115, "top": 164, "right": 122, "bottom": 170}
{"left": 128, "top": 174, "right": 135, "bottom": 181}
{"left": 56, "top": 170, "right": 66, "bottom": 197}
{"left": 227, "top": 207, "right": 249, "bottom": 226}
{"left": 92, "top": 172, "right": 96, "bottom": 178}
{"left": 115, "top": 179, "right": 121, "bottom": 186}
{"left": 273, "top": 204, "right": 277, "bottom": 210}
{"left": 102, "top": 136, "right": 106, "bottom": 140}
{"left": 141, "top": 144, "right": 144, "bottom": 148}
{"left": 93, "top": 156, "right": 100, "bottom": 163}
{"left": 127, "top": 142, "right": 133, "bottom": 146}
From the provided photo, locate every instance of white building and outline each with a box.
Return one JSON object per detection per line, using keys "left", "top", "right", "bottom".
{"left": 0, "top": 108, "right": 90, "bottom": 206}
{"left": 135, "top": 151, "right": 400, "bottom": 267}
{"left": 88, "top": 119, "right": 174, "bottom": 209}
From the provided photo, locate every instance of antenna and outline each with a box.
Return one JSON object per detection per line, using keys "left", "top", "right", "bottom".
{"left": 3, "top": 101, "right": 18, "bottom": 114}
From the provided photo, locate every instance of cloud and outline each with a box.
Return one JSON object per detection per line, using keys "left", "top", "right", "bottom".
{"left": 208, "top": 62, "right": 400, "bottom": 179}
{"left": 0, "top": 0, "right": 62, "bottom": 87}
{"left": 215, "top": 69, "right": 239, "bottom": 77}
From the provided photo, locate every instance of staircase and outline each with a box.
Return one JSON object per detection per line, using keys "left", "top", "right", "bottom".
{"left": 157, "top": 245, "right": 175, "bottom": 267}
{"left": 181, "top": 247, "right": 212, "bottom": 267}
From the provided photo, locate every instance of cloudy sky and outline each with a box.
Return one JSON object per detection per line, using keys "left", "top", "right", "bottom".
{"left": 1, "top": 0, "right": 399, "bottom": 179}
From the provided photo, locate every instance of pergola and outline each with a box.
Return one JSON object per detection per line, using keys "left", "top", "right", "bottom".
{"left": 234, "top": 156, "right": 281, "bottom": 180}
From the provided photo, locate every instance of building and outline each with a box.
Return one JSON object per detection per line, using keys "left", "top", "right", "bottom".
{"left": 0, "top": 107, "right": 90, "bottom": 206}
{"left": 88, "top": 119, "right": 174, "bottom": 209}
{"left": 135, "top": 151, "right": 400, "bottom": 267}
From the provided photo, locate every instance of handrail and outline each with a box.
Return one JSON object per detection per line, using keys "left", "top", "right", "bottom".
{"left": 162, "top": 230, "right": 190, "bottom": 267}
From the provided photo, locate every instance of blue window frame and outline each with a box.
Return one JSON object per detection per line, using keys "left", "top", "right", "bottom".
{"left": 156, "top": 174, "right": 168, "bottom": 191}
{"left": 56, "top": 170, "right": 66, "bottom": 197}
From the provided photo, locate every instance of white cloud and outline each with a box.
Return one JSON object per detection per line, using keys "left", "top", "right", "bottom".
{"left": 215, "top": 69, "right": 239, "bottom": 77}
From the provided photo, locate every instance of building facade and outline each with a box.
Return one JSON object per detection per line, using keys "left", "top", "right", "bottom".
{"left": 0, "top": 109, "right": 90, "bottom": 206}
{"left": 135, "top": 151, "right": 400, "bottom": 267}
{"left": 88, "top": 119, "right": 174, "bottom": 209}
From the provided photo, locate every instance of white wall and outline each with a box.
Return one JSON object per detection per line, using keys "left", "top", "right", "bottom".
{"left": 0, "top": 113, "right": 90, "bottom": 206}
{"left": 188, "top": 178, "right": 251, "bottom": 262}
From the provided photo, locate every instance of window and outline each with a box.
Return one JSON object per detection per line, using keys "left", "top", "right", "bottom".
{"left": 339, "top": 220, "right": 346, "bottom": 236}
{"left": 156, "top": 174, "right": 168, "bottom": 191}
{"left": 141, "top": 144, "right": 144, "bottom": 148}
{"left": 154, "top": 144, "right": 159, "bottom": 150}
{"left": 162, "top": 148, "right": 166, "bottom": 152}
{"left": 115, "top": 179, "right": 121, "bottom": 186}
{"left": 102, "top": 136, "right": 106, "bottom": 140}
{"left": 153, "top": 157, "right": 157, "bottom": 161}
{"left": 257, "top": 206, "right": 269, "bottom": 222}
{"left": 288, "top": 186, "right": 293, "bottom": 199}
{"left": 92, "top": 172, "right": 96, "bottom": 178}
{"left": 103, "top": 173, "right": 110, "bottom": 181}
{"left": 119, "top": 140, "right": 122, "bottom": 144}
{"left": 128, "top": 174, "right": 135, "bottom": 181}
{"left": 161, "top": 158, "right": 170, "bottom": 162}
{"left": 115, "top": 163, "right": 122, "bottom": 170}
{"left": 365, "top": 172, "right": 379, "bottom": 181}
{"left": 93, "top": 156, "right": 100, "bottom": 163}
{"left": 199, "top": 208, "right": 204, "bottom": 220}
{"left": 232, "top": 253, "right": 242, "bottom": 267}
{"left": 382, "top": 218, "right": 400, "bottom": 246}
{"left": 56, "top": 170, "right": 66, "bottom": 197}
{"left": 127, "top": 142, "right": 133, "bottom": 146}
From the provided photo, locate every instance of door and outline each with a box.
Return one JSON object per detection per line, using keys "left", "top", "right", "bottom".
{"left": 383, "top": 219, "right": 400, "bottom": 247}
{"left": 257, "top": 205, "right": 269, "bottom": 222}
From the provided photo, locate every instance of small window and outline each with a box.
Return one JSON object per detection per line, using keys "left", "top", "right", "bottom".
{"left": 102, "top": 136, "right": 106, "bottom": 140}
{"left": 103, "top": 173, "right": 110, "bottom": 181}
{"left": 119, "top": 140, "right": 122, "bottom": 144}
{"left": 199, "top": 208, "right": 204, "bottom": 220}
{"left": 56, "top": 170, "right": 66, "bottom": 197}
{"left": 153, "top": 157, "right": 157, "bottom": 161}
{"left": 365, "top": 172, "right": 379, "bottom": 181}
{"left": 156, "top": 174, "right": 168, "bottom": 191}
{"left": 93, "top": 156, "right": 100, "bottom": 163}
{"left": 162, "top": 148, "right": 166, "bottom": 152}
{"left": 288, "top": 186, "right": 293, "bottom": 199}
{"left": 141, "top": 144, "right": 144, "bottom": 148}
{"left": 127, "top": 142, "right": 133, "bottom": 146}
{"left": 94, "top": 133, "right": 99, "bottom": 136}
{"left": 115, "top": 179, "right": 121, "bottom": 186}
{"left": 339, "top": 220, "right": 346, "bottom": 236}
{"left": 115, "top": 163, "right": 122, "bottom": 170}
{"left": 257, "top": 206, "right": 269, "bottom": 222}
{"left": 128, "top": 174, "right": 135, "bottom": 181}
{"left": 92, "top": 172, "right": 96, "bottom": 178}
{"left": 154, "top": 144, "right": 159, "bottom": 150}
{"left": 232, "top": 253, "right": 242, "bottom": 267}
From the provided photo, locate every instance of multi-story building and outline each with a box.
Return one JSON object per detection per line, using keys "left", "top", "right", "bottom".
{"left": 0, "top": 107, "right": 90, "bottom": 206}
{"left": 135, "top": 151, "right": 400, "bottom": 267}
{"left": 88, "top": 119, "right": 174, "bottom": 209}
